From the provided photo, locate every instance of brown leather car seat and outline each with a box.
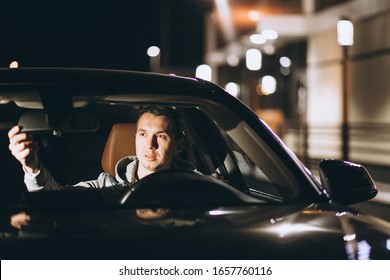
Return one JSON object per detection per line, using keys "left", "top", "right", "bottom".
{"left": 101, "top": 123, "right": 137, "bottom": 177}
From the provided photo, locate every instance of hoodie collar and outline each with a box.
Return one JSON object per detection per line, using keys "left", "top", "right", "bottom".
{"left": 115, "top": 156, "right": 138, "bottom": 184}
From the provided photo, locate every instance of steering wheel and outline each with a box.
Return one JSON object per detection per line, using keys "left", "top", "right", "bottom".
{"left": 119, "top": 169, "right": 256, "bottom": 206}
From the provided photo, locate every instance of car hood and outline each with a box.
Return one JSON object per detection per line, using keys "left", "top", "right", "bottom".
{"left": 1, "top": 203, "right": 390, "bottom": 259}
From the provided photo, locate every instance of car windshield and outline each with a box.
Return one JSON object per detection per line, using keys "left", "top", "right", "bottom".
{"left": 0, "top": 81, "right": 320, "bottom": 208}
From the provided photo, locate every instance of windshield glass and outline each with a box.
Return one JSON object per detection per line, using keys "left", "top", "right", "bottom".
{"left": 181, "top": 107, "right": 302, "bottom": 202}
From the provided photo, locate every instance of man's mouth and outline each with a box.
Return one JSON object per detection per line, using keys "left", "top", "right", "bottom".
{"left": 144, "top": 153, "right": 157, "bottom": 160}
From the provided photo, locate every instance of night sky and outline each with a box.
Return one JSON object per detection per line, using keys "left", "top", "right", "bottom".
{"left": 0, "top": 0, "right": 207, "bottom": 71}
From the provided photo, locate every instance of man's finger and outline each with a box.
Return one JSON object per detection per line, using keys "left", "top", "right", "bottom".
{"left": 7, "top": 125, "right": 21, "bottom": 139}
{"left": 13, "top": 146, "right": 32, "bottom": 161}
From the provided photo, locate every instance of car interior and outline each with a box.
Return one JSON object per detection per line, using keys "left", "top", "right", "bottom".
{"left": 0, "top": 90, "right": 311, "bottom": 207}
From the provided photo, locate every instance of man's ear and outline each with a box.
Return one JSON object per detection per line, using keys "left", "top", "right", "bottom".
{"left": 174, "top": 138, "right": 185, "bottom": 156}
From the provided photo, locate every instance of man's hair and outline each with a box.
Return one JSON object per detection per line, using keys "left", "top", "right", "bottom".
{"left": 137, "top": 106, "right": 185, "bottom": 141}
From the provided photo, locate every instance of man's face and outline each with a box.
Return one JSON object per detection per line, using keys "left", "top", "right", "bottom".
{"left": 135, "top": 113, "right": 181, "bottom": 174}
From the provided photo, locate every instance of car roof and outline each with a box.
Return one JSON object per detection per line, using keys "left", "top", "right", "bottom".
{"left": 0, "top": 67, "right": 258, "bottom": 133}
{"left": 0, "top": 68, "right": 251, "bottom": 115}
{"left": 0, "top": 67, "right": 218, "bottom": 98}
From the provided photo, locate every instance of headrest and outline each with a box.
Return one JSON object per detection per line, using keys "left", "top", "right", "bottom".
{"left": 101, "top": 123, "right": 137, "bottom": 177}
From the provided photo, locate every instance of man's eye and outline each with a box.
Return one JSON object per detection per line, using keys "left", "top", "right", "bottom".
{"left": 158, "top": 134, "right": 167, "bottom": 140}
{"left": 138, "top": 132, "right": 146, "bottom": 137}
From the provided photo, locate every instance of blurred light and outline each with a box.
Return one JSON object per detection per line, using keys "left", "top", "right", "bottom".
{"left": 279, "top": 56, "right": 292, "bottom": 67}
{"left": 227, "top": 54, "right": 240, "bottom": 67}
{"left": 336, "top": 211, "right": 348, "bottom": 217}
{"left": 225, "top": 82, "right": 240, "bottom": 97}
{"left": 263, "top": 44, "right": 275, "bottom": 55}
{"left": 343, "top": 234, "right": 356, "bottom": 242}
{"left": 262, "top": 29, "right": 278, "bottom": 40}
{"left": 195, "top": 64, "right": 212, "bottom": 81}
{"left": 246, "top": 49, "right": 262, "bottom": 71}
{"left": 209, "top": 210, "right": 243, "bottom": 215}
{"left": 259, "top": 75, "right": 277, "bottom": 95}
{"left": 9, "top": 61, "right": 19, "bottom": 68}
{"left": 261, "top": 222, "right": 327, "bottom": 238}
{"left": 345, "top": 243, "right": 354, "bottom": 259}
{"left": 248, "top": 10, "right": 261, "bottom": 21}
{"left": 250, "top": 34, "right": 266, "bottom": 45}
{"left": 215, "top": 0, "right": 235, "bottom": 41}
{"left": 337, "top": 19, "right": 354, "bottom": 46}
{"left": 147, "top": 46, "right": 160, "bottom": 57}
{"left": 357, "top": 240, "right": 371, "bottom": 260}
{"left": 207, "top": 51, "right": 225, "bottom": 64}
{"left": 387, "top": 239, "right": 390, "bottom": 250}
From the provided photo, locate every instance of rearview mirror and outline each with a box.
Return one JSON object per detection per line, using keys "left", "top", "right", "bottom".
{"left": 18, "top": 110, "right": 99, "bottom": 134}
{"left": 319, "top": 159, "right": 377, "bottom": 205}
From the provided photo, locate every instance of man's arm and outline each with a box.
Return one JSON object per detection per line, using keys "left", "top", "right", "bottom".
{"left": 23, "top": 165, "right": 62, "bottom": 191}
{"left": 8, "top": 125, "right": 40, "bottom": 174}
{"left": 24, "top": 165, "right": 118, "bottom": 191}
{"left": 9, "top": 125, "right": 119, "bottom": 191}
{"left": 8, "top": 125, "right": 62, "bottom": 191}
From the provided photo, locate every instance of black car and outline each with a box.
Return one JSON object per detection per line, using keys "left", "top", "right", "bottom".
{"left": 0, "top": 68, "right": 389, "bottom": 259}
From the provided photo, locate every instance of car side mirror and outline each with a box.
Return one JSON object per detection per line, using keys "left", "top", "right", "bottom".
{"left": 319, "top": 159, "right": 377, "bottom": 205}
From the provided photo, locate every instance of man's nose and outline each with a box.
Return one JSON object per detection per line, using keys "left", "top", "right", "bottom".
{"left": 146, "top": 134, "right": 158, "bottom": 149}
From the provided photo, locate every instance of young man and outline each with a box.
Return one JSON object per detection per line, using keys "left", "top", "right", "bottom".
{"left": 8, "top": 106, "right": 187, "bottom": 191}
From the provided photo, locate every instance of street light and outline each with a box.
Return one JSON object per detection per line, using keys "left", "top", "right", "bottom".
{"left": 9, "top": 61, "right": 19, "bottom": 68}
{"left": 195, "top": 64, "right": 212, "bottom": 81}
{"left": 337, "top": 17, "right": 354, "bottom": 161}
{"left": 245, "top": 48, "right": 262, "bottom": 71}
{"left": 337, "top": 19, "right": 354, "bottom": 46}
{"left": 147, "top": 46, "right": 161, "bottom": 72}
